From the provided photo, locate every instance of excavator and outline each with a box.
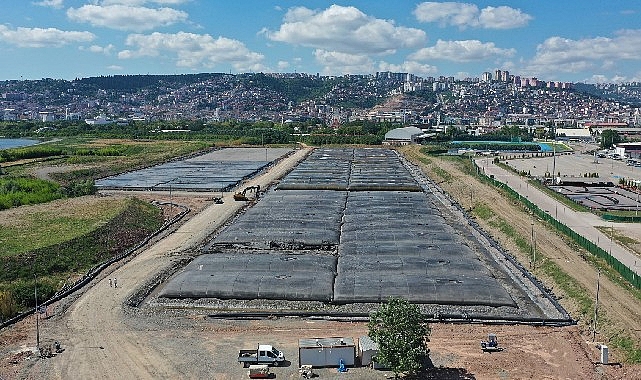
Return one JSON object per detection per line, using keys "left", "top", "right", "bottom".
{"left": 234, "top": 185, "right": 260, "bottom": 201}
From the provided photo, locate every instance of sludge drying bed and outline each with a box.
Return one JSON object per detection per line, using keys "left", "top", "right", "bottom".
{"left": 157, "top": 148, "right": 570, "bottom": 323}
{"left": 96, "top": 147, "right": 293, "bottom": 192}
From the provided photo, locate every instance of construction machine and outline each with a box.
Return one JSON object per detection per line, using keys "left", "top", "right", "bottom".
{"left": 234, "top": 185, "right": 260, "bottom": 201}
{"left": 480, "top": 333, "right": 503, "bottom": 352}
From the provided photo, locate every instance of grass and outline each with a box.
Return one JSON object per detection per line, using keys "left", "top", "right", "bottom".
{"left": 431, "top": 166, "right": 452, "bottom": 182}
{"left": 472, "top": 203, "right": 494, "bottom": 220}
{"left": 595, "top": 226, "right": 641, "bottom": 256}
{"left": 415, "top": 148, "right": 641, "bottom": 363}
{"left": 0, "top": 197, "right": 128, "bottom": 257}
{"left": 0, "top": 177, "right": 64, "bottom": 209}
{"left": 609, "top": 334, "right": 641, "bottom": 363}
{"left": 0, "top": 197, "right": 163, "bottom": 317}
{"left": 539, "top": 258, "right": 594, "bottom": 317}
{"left": 0, "top": 138, "right": 213, "bottom": 210}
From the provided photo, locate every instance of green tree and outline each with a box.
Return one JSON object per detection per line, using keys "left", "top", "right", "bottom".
{"left": 367, "top": 297, "right": 430, "bottom": 378}
{"left": 600, "top": 129, "right": 621, "bottom": 149}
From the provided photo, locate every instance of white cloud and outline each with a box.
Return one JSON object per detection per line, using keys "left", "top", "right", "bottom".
{"left": 265, "top": 5, "right": 426, "bottom": 55}
{"left": 585, "top": 74, "right": 629, "bottom": 84}
{"left": 0, "top": 25, "right": 94, "bottom": 47}
{"left": 33, "top": 0, "right": 64, "bottom": 8}
{"left": 410, "top": 40, "right": 515, "bottom": 62}
{"left": 378, "top": 61, "right": 438, "bottom": 77}
{"left": 100, "top": 0, "right": 189, "bottom": 5}
{"left": 277, "top": 61, "right": 289, "bottom": 70}
{"left": 107, "top": 65, "right": 124, "bottom": 71}
{"left": 414, "top": 2, "right": 532, "bottom": 29}
{"left": 525, "top": 30, "right": 641, "bottom": 76}
{"left": 118, "top": 32, "right": 266, "bottom": 72}
{"left": 67, "top": 4, "right": 188, "bottom": 32}
{"left": 80, "top": 44, "right": 115, "bottom": 55}
{"left": 313, "top": 50, "right": 374, "bottom": 75}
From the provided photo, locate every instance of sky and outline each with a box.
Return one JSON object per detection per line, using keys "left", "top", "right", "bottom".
{"left": 1, "top": 1, "right": 641, "bottom": 83}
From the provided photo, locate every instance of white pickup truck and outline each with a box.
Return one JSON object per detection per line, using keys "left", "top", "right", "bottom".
{"left": 238, "top": 344, "right": 285, "bottom": 368}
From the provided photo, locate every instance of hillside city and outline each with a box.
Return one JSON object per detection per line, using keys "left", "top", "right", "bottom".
{"left": 2, "top": 70, "right": 641, "bottom": 137}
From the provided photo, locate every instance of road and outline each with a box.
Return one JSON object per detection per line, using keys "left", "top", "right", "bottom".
{"left": 43, "top": 147, "right": 312, "bottom": 380}
{"left": 479, "top": 159, "right": 641, "bottom": 277}
{"left": 3, "top": 145, "right": 640, "bottom": 379}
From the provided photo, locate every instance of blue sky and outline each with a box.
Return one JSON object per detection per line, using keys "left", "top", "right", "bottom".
{"left": 2, "top": 1, "right": 641, "bottom": 83}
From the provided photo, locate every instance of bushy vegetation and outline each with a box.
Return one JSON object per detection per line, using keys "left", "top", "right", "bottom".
{"left": 0, "top": 198, "right": 162, "bottom": 320}
{"left": 0, "top": 177, "right": 64, "bottom": 209}
{"left": 0, "top": 146, "right": 65, "bottom": 162}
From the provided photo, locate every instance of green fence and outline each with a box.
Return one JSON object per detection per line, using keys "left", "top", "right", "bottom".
{"left": 602, "top": 214, "right": 641, "bottom": 223}
{"left": 477, "top": 165, "right": 641, "bottom": 290}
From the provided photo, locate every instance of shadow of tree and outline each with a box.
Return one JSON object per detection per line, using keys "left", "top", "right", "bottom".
{"left": 416, "top": 367, "right": 477, "bottom": 379}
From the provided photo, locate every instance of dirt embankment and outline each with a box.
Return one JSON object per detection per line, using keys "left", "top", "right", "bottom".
{"left": 1, "top": 145, "right": 640, "bottom": 380}
{"left": 400, "top": 145, "right": 641, "bottom": 362}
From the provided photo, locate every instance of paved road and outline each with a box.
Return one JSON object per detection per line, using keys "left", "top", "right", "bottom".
{"left": 479, "top": 159, "right": 641, "bottom": 277}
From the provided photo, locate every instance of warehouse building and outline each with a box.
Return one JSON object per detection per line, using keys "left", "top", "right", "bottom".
{"left": 383, "top": 126, "right": 425, "bottom": 145}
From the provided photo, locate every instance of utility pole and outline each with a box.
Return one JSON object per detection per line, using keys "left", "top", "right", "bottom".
{"left": 530, "top": 221, "right": 536, "bottom": 269}
{"left": 34, "top": 274, "right": 40, "bottom": 350}
{"left": 592, "top": 270, "right": 601, "bottom": 342}
{"left": 551, "top": 139, "right": 557, "bottom": 185}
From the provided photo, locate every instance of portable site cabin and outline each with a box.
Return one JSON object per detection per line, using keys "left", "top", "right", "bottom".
{"left": 358, "top": 335, "right": 386, "bottom": 369}
{"left": 298, "top": 337, "right": 355, "bottom": 368}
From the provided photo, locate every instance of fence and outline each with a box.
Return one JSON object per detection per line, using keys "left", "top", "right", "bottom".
{"left": 476, "top": 164, "right": 641, "bottom": 290}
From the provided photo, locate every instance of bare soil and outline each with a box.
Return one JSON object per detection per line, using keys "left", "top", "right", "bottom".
{"left": 1, "top": 145, "right": 640, "bottom": 379}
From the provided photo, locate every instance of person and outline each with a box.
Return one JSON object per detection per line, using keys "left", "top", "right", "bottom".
{"left": 113, "top": 278, "right": 117, "bottom": 288}
{"left": 109, "top": 278, "right": 112, "bottom": 287}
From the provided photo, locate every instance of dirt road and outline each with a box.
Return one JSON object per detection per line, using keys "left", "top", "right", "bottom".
{"left": 12, "top": 147, "right": 311, "bottom": 380}
{"left": 2, "top": 145, "right": 640, "bottom": 379}
{"left": 401, "top": 146, "right": 641, "bottom": 371}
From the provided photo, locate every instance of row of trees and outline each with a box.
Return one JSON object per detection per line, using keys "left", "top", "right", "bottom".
{"left": 0, "top": 119, "right": 399, "bottom": 145}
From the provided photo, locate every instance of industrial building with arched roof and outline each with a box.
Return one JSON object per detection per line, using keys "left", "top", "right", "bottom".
{"left": 382, "top": 126, "right": 424, "bottom": 145}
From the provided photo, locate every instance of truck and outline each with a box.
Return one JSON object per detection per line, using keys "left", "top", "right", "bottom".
{"left": 238, "top": 344, "right": 285, "bottom": 368}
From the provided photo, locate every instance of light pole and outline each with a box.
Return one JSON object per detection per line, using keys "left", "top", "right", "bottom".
{"left": 609, "top": 222, "right": 614, "bottom": 257}
{"left": 169, "top": 183, "right": 173, "bottom": 217}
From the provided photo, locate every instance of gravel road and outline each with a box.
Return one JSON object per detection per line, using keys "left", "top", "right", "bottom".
{"left": 2, "top": 145, "right": 640, "bottom": 380}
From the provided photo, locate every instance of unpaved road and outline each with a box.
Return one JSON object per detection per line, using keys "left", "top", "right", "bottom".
{"left": 2, "top": 145, "right": 641, "bottom": 379}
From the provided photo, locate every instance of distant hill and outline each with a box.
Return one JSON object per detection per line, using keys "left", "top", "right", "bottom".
{"left": 573, "top": 82, "right": 641, "bottom": 106}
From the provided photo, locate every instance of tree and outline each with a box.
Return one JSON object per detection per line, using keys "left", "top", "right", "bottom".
{"left": 600, "top": 129, "right": 621, "bottom": 149}
{"left": 367, "top": 297, "right": 430, "bottom": 378}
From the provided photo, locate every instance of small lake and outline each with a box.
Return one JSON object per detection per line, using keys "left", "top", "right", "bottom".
{"left": 0, "top": 138, "right": 40, "bottom": 150}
